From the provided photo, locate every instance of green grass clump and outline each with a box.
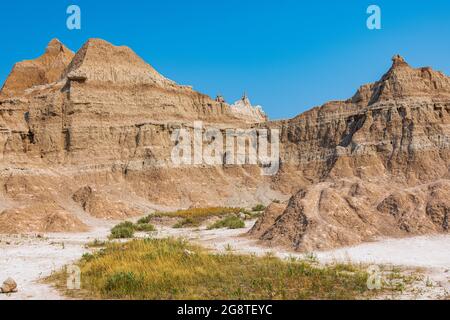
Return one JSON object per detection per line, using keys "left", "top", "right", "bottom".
{"left": 173, "top": 218, "right": 197, "bottom": 229}
{"left": 252, "top": 204, "right": 266, "bottom": 212}
{"left": 109, "top": 222, "right": 135, "bottom": 239}
{"left": 137, "top": 215, "right": 152, "bottom": 225}
{"left": 48, "top": 238, "right": 379, "bottom": 300}
{"left": 208, "top": 216, "right": 245, "bottom": 230}
{"left": 134, "top": 223, "right": 156, "bottom": 232}
{"left": 153, "top": 207, "right": 242, "bottom": 228}
{"left": 109, "top": 220, "right": 156, "bottom": 239}
{"left": 104, "top": 272, "right": 144, "bottom": 296}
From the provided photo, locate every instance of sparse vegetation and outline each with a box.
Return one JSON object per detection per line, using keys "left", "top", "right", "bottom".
{"left": 208, "top": 216, "right": 245, "bottom": 230}
{"left": 252, "top": 204, "right": 266, "bottom": 212}
{"left": 109, "top": 220, "right": 156, "bottom": 239}
{"left": 173, "top": 218, "right": 197, "bottom": 229}
{"left": 134, "top": 223, "right": 156, "bottom": 232}
{"left": 85, "top": 239, "right": 107, "bottom": 248}
{"left": 82, "top": 253, "right": 95, "bottom": 262}
{"left": 137, "top": 215, "right": 152, "bottom": 225}
{"left": 151, "top": 207, "right": 242, "bottom": 228}
{"left": 247, "top": 211, "right": 263, "bottom": 219}
{"left": 109, "top": 222, "right": 135, "bottom": 239}
{"left": 49, "top": 238, "right": 383, "bottom": 300}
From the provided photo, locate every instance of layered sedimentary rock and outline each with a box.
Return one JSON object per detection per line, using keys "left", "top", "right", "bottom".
{"left": 0, "top": 39, "right": 276, "bottom": 233}
{"left": 0, "top": 38, "right": 448, "bottom": 248}
{"left": 250, "top": 55, "right": 450, "bottom": 250}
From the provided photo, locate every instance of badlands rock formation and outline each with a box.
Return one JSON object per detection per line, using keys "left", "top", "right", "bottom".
{"left": 0, "top": 39, "right": 274, "bottom": 233}
{"left": 0, "top": 39, "right": 448, "bottom": 251}
{"left": 250, "top": 55, "right": 450, "bottom": 250}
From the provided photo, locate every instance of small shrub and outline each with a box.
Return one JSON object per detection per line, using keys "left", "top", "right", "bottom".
{"left": 137, "top": 215, "right": 152, "bottom": 224}
{"left": 252, "top": 204, "right": 266, "bottom": 212}
{"left": 134, "top": 223, "right": 156, "bottom": 232}
{"left": 208, "top": 216, "right": 245, "bottom": 230}
{"left": 109, "top": 221, "right": 135, "bottom": 239}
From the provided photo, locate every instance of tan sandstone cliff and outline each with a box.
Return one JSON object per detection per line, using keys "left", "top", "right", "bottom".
{"left": 0, "top": 39, "right": 273, "bottom": 233}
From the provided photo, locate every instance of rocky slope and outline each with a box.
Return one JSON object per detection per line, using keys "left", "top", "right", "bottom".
{"left": 0, "top": 39, "right": 448, "bottom": 250}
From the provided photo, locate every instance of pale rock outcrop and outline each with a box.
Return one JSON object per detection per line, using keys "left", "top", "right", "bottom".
{"left": 229, "top": 93, "right": 267, "bottom": 122}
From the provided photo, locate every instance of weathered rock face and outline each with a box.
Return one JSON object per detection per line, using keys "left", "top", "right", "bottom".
{"left": 0, "top": 39, "right": 277, "bottom": 233}
{"left": 251, "top": 56, "right": 450, "bottom": 250}
{"left": 0, "top": 39, "right": 448, "bottom": 249}
{"left": 72, "top": 186, "right": 143, "bottom": 219}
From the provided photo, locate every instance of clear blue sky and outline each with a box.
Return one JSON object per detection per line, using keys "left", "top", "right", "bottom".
{"left": 1, "top": 0, "right": 449, "bottom": 119}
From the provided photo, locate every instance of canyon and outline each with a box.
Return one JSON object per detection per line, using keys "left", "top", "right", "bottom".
{"left": 0, "top": 39, "right": 448, "bottom": 251}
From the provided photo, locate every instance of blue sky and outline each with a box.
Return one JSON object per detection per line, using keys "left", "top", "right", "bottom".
{"left": 0, "top": 0, "right": 449, "bottom": 119}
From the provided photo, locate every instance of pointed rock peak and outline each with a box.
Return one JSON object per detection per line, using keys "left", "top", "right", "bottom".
{"left": 48, "top": 38, "right": 62, "bottom": 47}
{"left": 64, "top": 38, "right": 173, "bottom": 86}
{"left": 215, "top": 94, "right": 225, "bottom": 103}
{"left": 229, "top": 93, "right": 267, "bottom": 122}
{"left": 45, "top": 38, "right": 71, "bottom": 55}
{"left": 391, "top": 54, "right": 409, "bottom": 68}
{"left": 85, "top": 38, "right": 115, "bottom": 46}
{"left": 0, "top": 38, "right": 74, "bottom": 97}
{"left": 350, "top": 54, "right": 450, "bottom": 106}
{"left": 241, "top": 92, "right": 251, "bottom": 105}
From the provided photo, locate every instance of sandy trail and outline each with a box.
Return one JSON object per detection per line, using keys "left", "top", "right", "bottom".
{"left": 0, "top": 220, "right": 448, "bottom": 300}
{"left": 0, "top": 226, "right": 112, "bottom": 300}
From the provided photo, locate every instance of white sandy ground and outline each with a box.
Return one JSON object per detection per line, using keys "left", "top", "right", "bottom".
{"left": 0, "top": 219, "right": 449, "bottom": 300}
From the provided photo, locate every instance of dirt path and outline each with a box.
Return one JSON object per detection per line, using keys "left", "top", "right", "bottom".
{"left": 0, "top": 220, "right": 448, "bottom": 300}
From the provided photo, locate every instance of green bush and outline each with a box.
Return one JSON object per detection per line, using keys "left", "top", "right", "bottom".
{"left": 208, "top": 216, "right": 245, "bottom": 230}
{"left": 109, "top": 221, "right": 135, "bottom": 239}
